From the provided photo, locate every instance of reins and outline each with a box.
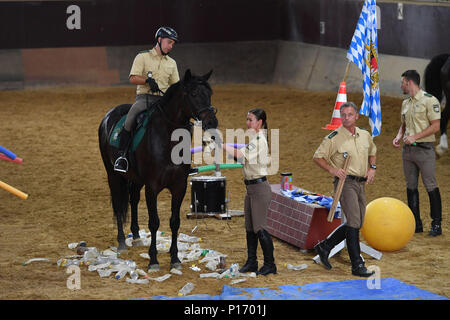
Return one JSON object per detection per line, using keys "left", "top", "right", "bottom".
{"left": 149, "top": 81, "right": 215, "bottom": 129}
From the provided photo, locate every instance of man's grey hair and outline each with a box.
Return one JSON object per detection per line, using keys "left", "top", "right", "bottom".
{"left": 340, "top": 101, "right": 358, "bottom": 112}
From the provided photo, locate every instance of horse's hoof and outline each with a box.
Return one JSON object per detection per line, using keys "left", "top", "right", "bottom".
{"left": 148, "top": 264, "right": 160, "bottom": 272}
{"left": 171, "top": 262, "right": 182, "bottom": 270}
{"left": 117, "top": 244, "right": 128, "bottom": 254}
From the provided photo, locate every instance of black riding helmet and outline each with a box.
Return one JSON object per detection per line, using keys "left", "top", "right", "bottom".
{"left": 155, "top": 27, "right": 178, "bottom": 55}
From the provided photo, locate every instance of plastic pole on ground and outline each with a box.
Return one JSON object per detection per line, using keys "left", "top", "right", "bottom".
{"left": 0, "top": 153, "right": 23, "bottom": 164}
{"left": 0, "top": 180, "right": 29, "bottom": 200}
{"left": 0, "top": 146, "right": 17, "bottom": 160}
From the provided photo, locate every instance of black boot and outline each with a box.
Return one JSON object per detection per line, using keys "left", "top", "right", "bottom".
{"left": 256, "top": 229, "right": 277, "bottom": 276}
{"left": 407, "top": 188, "right": 422, "bottom": 233}
{"left": 428, "top": 188, "right": 442, "bottom": 236}
{"left": 346, "top": 227, "right": 374, "bottom": 277}
{"left": 239, "top": 231, "right": 258, "bottom": 273}
{"left": 314, "top": 224, "right": 347, "bottom": 270}
{"left": 114, "top": 129, "right": 131, "bottom": 172}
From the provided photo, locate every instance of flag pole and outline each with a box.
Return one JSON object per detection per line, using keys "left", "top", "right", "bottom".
{"left": 342, "top": 60, "right": 351, "bottom": 83}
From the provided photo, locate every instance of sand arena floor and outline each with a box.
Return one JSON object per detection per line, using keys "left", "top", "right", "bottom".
{"left": 0, "top": 84, "right": 448, "bottom": 299}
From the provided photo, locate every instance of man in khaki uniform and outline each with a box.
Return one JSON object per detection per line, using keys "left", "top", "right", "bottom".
{"left": 114, "top": 27, "right": 180, "bottom": 172}
{"left": 393, "top": 70, "right": 442, "bottom": 236}
{"left": 313, "top": 102, "right": 376, "bottom": 277}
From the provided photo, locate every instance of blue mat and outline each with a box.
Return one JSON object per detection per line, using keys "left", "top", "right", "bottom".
{"left": 143, "top": 278, "right": 447, "bottom": 300}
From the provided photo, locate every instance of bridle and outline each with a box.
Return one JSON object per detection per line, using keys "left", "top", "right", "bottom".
{"left": 154, "top": 81, "right": 217, "bottom": 128}
{"left": 191, "top": 105, "right": 217, "bottom": 122}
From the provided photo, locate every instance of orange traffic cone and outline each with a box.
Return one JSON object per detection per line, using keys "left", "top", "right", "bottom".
{"left": 323, "top": 82, "right": 347, "bottom": 130}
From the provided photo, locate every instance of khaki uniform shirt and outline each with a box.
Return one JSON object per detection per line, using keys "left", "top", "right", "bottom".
{"left": 129, "top": 48, "right": 179, "bottom": 96}
{"left": 401, "top": 89, "right": 441, "bottom": 143}
{"left": 313, "top": 126, "right": 377, "bottom": 177}
{"left": 240, "top": 131, "right": 270, "bottom": 180}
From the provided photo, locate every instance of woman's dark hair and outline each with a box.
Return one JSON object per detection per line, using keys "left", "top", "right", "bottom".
{"left": 248, "top": 108, "right": 269, "bottom": 145}
{"left": 248, "top": 108, "right": 268, "bottom": 131}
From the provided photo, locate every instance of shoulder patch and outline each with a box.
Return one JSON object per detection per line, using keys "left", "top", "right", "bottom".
{"left": 433, "top": 104, "right": 440, "bottom": 113}
{"left": 327, "top": 131, "right": 338, "bottom": 139}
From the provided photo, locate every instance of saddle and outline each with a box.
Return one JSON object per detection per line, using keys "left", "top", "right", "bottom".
{"left": 109, "top": 107, "right": 156, "bottom": 152}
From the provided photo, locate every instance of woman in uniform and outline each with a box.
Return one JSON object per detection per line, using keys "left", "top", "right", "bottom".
{"left": 222, "top": 108, "right": 276, "bottom": 276}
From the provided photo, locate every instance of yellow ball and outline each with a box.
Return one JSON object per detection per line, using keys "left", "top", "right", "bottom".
{"left": 361, "top": 197, "right": 415, "bottom": 252}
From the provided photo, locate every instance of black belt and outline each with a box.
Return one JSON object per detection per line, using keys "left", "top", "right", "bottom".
{"left": 244, "top": 176, "right": 267, "bottom": 185}
{"left": 346, "top": 175, "right": 367, "bottom": 182}
{"left": 410, "top": 142, "right": 432, "bottom": 150}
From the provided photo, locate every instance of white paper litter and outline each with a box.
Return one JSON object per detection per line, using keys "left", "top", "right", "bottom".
{"left": 148, "top": 274, "right": 171, "bottom": 282}
{"left": 22, "top": 258, "right": 50, "bottom": 266}
{"left": 170, "top": 268, "right": 183, "bottom": 275}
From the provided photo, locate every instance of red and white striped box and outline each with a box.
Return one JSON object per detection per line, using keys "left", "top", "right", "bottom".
{"left": 266, "top": 184, "right": 342, "bottom": 250}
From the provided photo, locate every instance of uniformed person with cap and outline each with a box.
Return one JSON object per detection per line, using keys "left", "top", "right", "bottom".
{"left": 222, "top": 108, "right": 277, "bottom": 276}
{"left": 313, "top": 101, "right": 376, "bottom": 277}
{"left": 114, "top": 26, "right": 180, "bottom": 172}
{"left": 393, "top": 69, "right": 442, "bottom": 236}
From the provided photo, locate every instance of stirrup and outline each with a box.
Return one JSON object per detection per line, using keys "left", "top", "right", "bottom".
{"left": 114, "top": 156, "right": 129, "bottom": 173}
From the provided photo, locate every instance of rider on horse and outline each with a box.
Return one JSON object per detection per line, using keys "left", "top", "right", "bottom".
{"left": 114, "top": 26, "right": 180, "bottom": 172}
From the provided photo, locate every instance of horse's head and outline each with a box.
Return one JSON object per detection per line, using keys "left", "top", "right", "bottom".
{"left": 181, "top": 69, "right": 218, "bottom": 131}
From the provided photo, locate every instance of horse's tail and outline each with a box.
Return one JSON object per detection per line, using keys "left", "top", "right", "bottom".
{"left": 109, "top": 175, "right": 130, "bottom": 224}
{"left": 98, "top": 104, "right": 133, "bottom": 224}
{"left": 424, "top": 53, "right": 450, "bottom": 102}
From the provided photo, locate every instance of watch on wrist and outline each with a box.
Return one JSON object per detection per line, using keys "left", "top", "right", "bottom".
{"left": 370, "top": 164, "right": 377, "bottom": 170}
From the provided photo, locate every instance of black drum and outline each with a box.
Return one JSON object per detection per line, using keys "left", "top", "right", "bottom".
{"left": 190, "top": 176, "right": 226, "bottom": 214}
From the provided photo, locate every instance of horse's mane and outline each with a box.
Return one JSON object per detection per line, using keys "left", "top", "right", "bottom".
{"left": 158, "top": 81, "right": 181, "bottom": 107}
{"left": 158, "top": 75, "right": 212, "bottom": 109}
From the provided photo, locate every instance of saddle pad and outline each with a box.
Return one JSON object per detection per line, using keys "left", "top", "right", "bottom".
{"left": 109, "top": 114, "right": 150, "bottom": 152}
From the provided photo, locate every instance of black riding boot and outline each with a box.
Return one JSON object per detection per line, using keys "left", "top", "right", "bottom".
{"left": 256, "top": 229, "right": 277, "bottom": 276}
{"left": 407, "top": 188, "right": 422, "bottom": 233}
{"left": 428, "top": 188, "right": 442, "bottom": 236}
{"left": 239, "top": 231, "right": 258, "bottom": 273}
{"left": 114, "top": 129, "right": 131, "bottom": 172}
{"left": 314, "top": 224, "right": 347, "bottom": 270}
{"left": 346, "top": 227, "right": 374, "bottom": 277}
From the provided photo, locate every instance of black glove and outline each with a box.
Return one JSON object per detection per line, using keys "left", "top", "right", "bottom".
{"left": 146, "top": 77, "right": 160, "bottom": 93}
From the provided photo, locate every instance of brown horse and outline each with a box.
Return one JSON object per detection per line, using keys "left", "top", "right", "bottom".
{"left": 98, "top": 69, "right": 218, "bottom": 270}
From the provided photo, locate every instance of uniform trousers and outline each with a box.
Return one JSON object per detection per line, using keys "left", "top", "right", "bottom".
{"left": 244, "top": 180, "right": 272, "bottom": 233}
{"left": 402, "top": 143, "right": 437, "bottom": 192}
{"left": 334, "top": 178, "right": 366, "bottom": 229}
{"left": 124, "top": 94, "right": 160, "bottom": 132}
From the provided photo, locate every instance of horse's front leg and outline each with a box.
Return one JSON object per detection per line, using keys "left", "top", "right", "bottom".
{"left": 145, "top": 187, "right": 160, "bottom": 271}
{"left": 168, "top": 181, "right": 187, "bottom": 269}
{"left": 130, "top": 182, "right": 143, "bottom": 246}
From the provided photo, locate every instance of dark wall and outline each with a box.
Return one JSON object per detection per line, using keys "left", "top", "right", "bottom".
{"left": 0, "top": 0, "right": 449, "bottom": 59}
{"left": 0, "top": 0, "right": 282, "bottom": 48}
{"left": 376, "top": 1, "right": 450, "bottom": 58}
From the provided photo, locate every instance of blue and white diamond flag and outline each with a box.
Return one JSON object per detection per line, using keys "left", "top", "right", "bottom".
{"left": 346, "top": 0, "right": 381, "bottom": 137}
